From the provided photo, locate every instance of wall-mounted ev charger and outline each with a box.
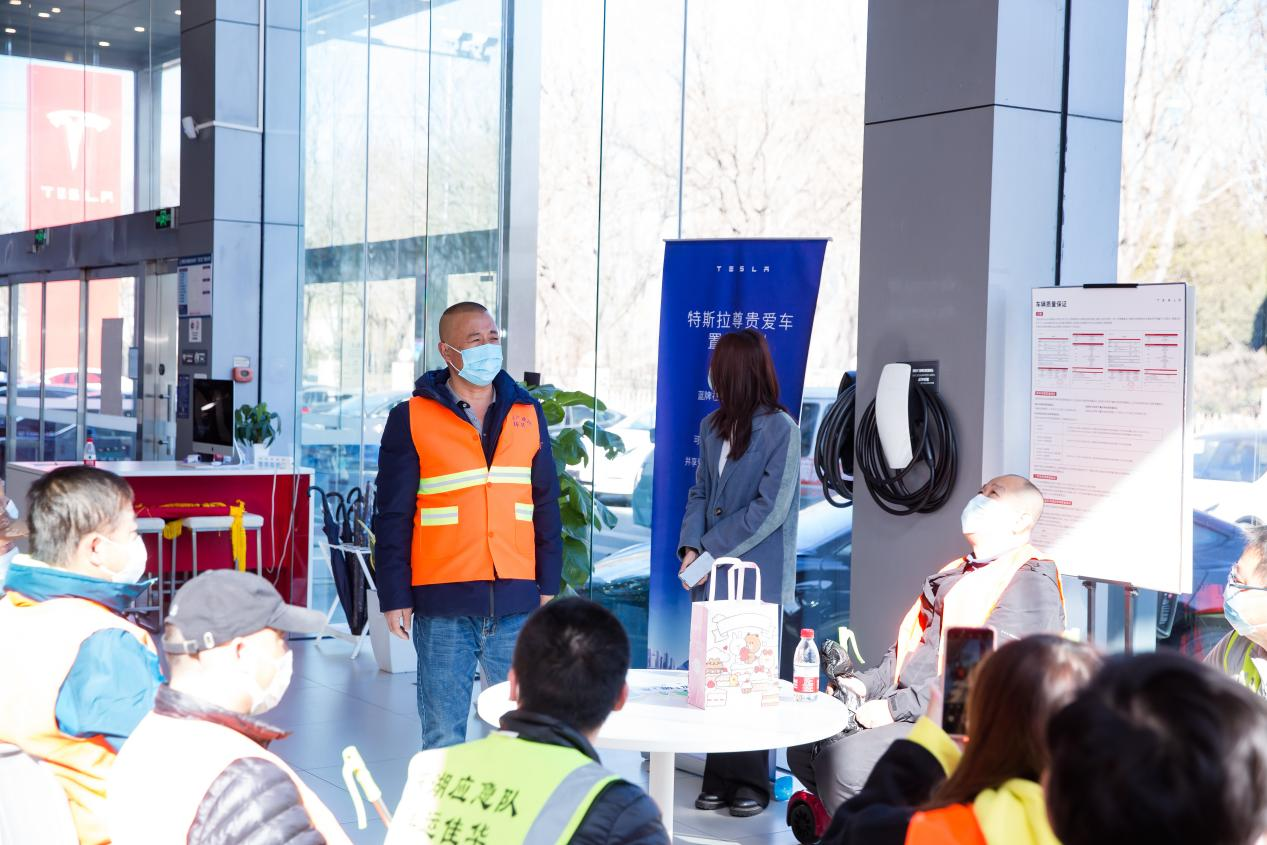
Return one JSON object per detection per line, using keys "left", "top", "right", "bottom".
{"left": 875, "top": 363, "right": 915, "bottom": 470}
{"left": 814, "top": 359, "right": 958, "bottom": 516}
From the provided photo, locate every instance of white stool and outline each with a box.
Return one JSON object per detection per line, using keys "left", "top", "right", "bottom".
{"left": 132, "top": 518, "right": 167, "bottom": 619}
{"left": 180, "top": 513, "right": 266, "bottom": 577}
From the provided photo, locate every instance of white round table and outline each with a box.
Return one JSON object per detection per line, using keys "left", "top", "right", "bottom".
{"left": 477, "top": 668, "right": 847, "bottom": 837}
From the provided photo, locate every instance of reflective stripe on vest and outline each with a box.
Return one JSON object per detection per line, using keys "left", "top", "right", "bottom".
{"left": 1222, "top": 631, "right": 1264, "bottom": 694}
{"left": 407, "top": 397, "right": 540, "bottom": 586}
{"left": 0, "top": 591, "right": 155, "bottom": 845}
{"left": 386, "top": 733, "right": 619, "bottom": 845}
{"left": 905, "top": 803, "right": 987, "bottom": 845}
{"left": 107, "top": 711, "right": 351, "bottom": 845}
{"left": 895, "top": 545, "right": 1065, "bottom": 682}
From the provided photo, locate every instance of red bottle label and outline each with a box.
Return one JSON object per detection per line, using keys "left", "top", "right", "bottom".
{"left": 794, "top": 675, "right": 819, "bottom": 694}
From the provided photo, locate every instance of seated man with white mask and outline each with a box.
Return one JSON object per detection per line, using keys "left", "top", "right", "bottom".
{"left": 787, "top": 475, "right": 1066, "bottom": 812}
{"left": 107, "top": 570, "right": 349, "bottom": 845}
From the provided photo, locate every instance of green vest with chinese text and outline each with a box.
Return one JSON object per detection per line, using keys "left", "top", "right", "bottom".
{"left": 386, "top": 732, "right": 621, "bottom": 845}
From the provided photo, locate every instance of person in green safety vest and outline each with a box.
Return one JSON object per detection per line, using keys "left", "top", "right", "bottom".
{"left": 1206, "top": 525, "right": 1267, "bottom": 697}
{"left": 387, "top": 598, "right": 669, "bottom": 845}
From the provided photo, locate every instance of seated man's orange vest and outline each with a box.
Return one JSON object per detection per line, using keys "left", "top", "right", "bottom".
{"left": 407, "top": 396, "right": 540, "bottom": 586}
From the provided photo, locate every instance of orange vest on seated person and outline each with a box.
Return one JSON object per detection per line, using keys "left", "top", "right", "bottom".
{"left": 408, "top": 395, "right": 540, "bottom": 586}
{"left": 107, "top": 711, "right": 350, "bottom": 845}
{"left": 0, "top": 591, "right": 155, "bottom": 845}
{"left": 905, "top": 803, "right": 988, "bottom": 845}
{"left": 895, "top": 543, "right": 1064, "bottom": 682}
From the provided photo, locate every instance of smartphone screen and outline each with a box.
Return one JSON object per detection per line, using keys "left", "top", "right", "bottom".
{"left": 941, "top": 626, "right": 996, "bottom": 738}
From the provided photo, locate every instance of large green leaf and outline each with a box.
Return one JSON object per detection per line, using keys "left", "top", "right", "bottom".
{"left": 561, "top": 536, "right": 591, "bottom": 593}
{"left": 582, "top": 420, "right": 626, "bottom": 460}
{"left": 554, "top": 427, "right": 589, "bottom": 467}
{"left": 593, "top": 498, "right": 619, "bottom": 530}
{"left": 540, "top": 398, "right": 566, "bottom": 426}
{"left": 552, "top": 390, "right": 607, "bottom": 411}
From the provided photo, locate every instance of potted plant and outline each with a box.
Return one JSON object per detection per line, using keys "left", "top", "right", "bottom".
{"left": 523, "top": 384, "right": 627, "bottom": 595}
{"left": 234, "top": 401, "right": 280, "bottom": 464}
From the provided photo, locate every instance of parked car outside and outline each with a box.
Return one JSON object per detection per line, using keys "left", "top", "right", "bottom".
{"left": 591, "top": 499, "right": 853, "bottom": 672}
{"left": 1191, "top": 429, "right": 1267, "bottom": 526}
{"left": 1157, "top": 509, "right": 1249, "bottom": 659}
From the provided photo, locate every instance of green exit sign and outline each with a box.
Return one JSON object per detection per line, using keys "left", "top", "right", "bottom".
{"left": 32, "top": 228, "right": 48, "bottom": 249}
{"left": 154, "top": 207, "right": 174, "bottom": 229}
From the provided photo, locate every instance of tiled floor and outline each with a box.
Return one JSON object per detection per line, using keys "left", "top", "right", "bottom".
{"left": 275, "top": 640, "right": 802, "bottom": 845}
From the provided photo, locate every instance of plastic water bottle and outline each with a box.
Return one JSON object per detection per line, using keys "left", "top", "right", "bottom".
{"left": 83, "top": 438, "right": 97, "bottom": 467}
{"left": 794, "top": 628, "right": 820, "bottom": 702}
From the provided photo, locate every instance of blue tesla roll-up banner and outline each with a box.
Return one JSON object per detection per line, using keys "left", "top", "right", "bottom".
{"left": 646, "top": 238, "right": 828, "bottom": 669}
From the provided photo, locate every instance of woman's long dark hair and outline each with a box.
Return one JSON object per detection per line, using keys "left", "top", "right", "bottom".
{"left": 925, "top": 635, "right": 1100, "bottom": 809}
{"left": 709, "top": 329, "right": 788, "bottom": 460}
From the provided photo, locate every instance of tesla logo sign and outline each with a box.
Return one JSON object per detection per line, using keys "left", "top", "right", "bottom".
{"left": 27, "top": 63, "right": 127, "bottom": 228}
{"left": 46, "top": 109, "right": 112, "bottom": 171}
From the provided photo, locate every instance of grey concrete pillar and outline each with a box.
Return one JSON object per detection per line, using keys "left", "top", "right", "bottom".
{"left": 850, "top": 0, "right": 1130, "bottom": 660}
{"left": 177, "top": 0, "right": 302, "bottom": 456}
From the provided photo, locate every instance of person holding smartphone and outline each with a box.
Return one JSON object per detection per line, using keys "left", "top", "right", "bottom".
{"left": 677, "top": 329, "right": 801, "bottom": 818}
{"left": 820, "top": 635, "right": 1100, "bottom": 845}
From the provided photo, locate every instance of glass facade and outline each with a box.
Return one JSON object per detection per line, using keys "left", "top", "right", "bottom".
{"left": 301, "top": 0, "right": 507, "bottom": 617}
{"left": 299, "top": 0, "right": 868, "bottom": 655}
{"left": 2, "top": 271, "right": 142, "bottom": 472}
{"left": 1120, "top": 0, "right": 1267, "bottom": 657}
{"left": 0, "top": 0, "right": 181, "bottom": 236}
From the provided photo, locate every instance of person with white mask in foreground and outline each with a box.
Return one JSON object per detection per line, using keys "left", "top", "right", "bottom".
{"left": 1207, "top": 525, "right": 1267, "bottom": 697}
{"left": 787, "top": 475, "right": 1066, "bottom": 813}
{"left": 107, "top": 570, "right": 349, "bottom": 845}
{"left": 0, "top": 465, "right": 163, "bottom": 845}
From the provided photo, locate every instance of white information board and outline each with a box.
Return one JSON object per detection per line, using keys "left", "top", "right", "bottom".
{"left": 178, "top": 254, "right": 213, "bottom": 318}
{"left": 1029, "top": 283, "right": 1193, "bottom": 595}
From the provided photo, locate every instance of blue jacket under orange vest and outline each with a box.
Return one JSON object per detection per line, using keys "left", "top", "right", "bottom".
{"left": 374, "top": 369, "right": 563, "bottom": 617}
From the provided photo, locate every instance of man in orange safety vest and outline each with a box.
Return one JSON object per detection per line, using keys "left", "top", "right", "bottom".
{"left": 374, "top": 301, "right": 564, "bottom": 750}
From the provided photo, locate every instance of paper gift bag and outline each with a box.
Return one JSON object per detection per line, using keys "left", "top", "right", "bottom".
{"left": 688, "top": 557, "right": 781, "bottom": 710}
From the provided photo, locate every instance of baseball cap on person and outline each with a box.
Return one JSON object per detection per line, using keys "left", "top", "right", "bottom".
{"left": 163, "top": 569, "right": 327, "bottom": 654}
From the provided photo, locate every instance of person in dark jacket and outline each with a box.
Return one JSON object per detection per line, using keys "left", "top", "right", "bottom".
{"left": 389, "top": 598, "right": 668, "bottom": 845}
{"left": 788, "top": 475, "right": 1066, "bottom": 811}
{"left": 822, "top": 635, "right": 1099, "bottom": 845}
{"left": 107, "top": 571, "right": 345, "bottom": 845}
{"left": 374, "top": 301, "right": 564, "bottom": 749}
{"left": 1047, "top": 652, "right": 1267, "bottom": 845}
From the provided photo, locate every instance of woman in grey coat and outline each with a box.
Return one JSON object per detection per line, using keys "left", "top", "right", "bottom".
{"left": 678, "top": 328, "right": 801, "bottom": 818}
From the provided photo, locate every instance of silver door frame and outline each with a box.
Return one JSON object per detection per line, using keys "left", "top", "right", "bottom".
{"left": 141, "top": 259, "right": 180, "bottom": 461}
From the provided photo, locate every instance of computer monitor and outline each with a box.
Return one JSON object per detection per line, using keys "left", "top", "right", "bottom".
{"left": 191, "top": 378, "right": 234, "bottom": 458}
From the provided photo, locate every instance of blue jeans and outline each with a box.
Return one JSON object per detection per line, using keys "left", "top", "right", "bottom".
{"left": 412, "top": 612, "right": 530, "bottom": 750}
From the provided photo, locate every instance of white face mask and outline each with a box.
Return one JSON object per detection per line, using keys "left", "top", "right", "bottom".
{"left": 4, "top": 499, "right": 18, "bottom": 521}
{"left": 960, "top": 494, "right": 1025, "bottom": 560}
{"left": 98, "top": 534, "right": 149, "bottom": 584}
{"left": 245, "top": 649, "right": 293, "bottom": 716}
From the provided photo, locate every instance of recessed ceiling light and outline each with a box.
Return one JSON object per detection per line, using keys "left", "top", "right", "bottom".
{"left": 133, "top": 25, "right": 144, "bottom": 32}
{"left": 3, "top": 26, "right": 14, "bottom": 33}
{"left": 174, "top": 8, "right": 180, "bottom": 15}
{"left": 97, "top": 40, "right": 109, "bottom": 46}
{"left": 7, "top": 1, "right": 20, "bottom": 6}
{"left": 36, "top": 10, "right": 48, "bottom": 17}
{"left": 50, "top": 6, "right": 59, "bottom": 11}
